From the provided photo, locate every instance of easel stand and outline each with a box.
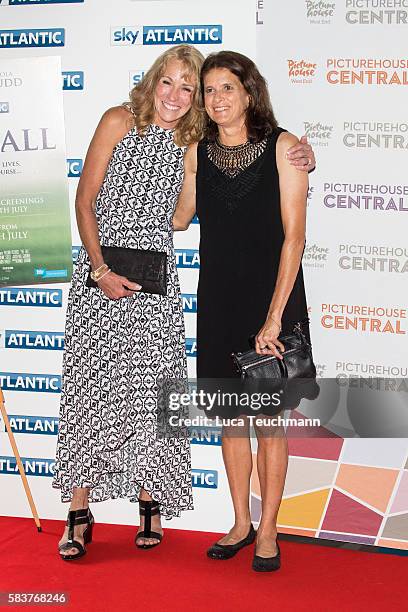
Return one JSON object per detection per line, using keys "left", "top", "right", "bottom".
{"left": 0, "top": 388, "right": 42, "bottom": 532}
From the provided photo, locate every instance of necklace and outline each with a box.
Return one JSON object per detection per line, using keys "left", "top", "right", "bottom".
{"left": 207, "top": 136, "right": 268, "bottom": 178}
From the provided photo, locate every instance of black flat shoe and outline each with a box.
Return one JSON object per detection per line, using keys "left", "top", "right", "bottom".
{"left": 252, "top": 537, "right": 281, "bottom": 572}
{"left": 135, "top": 499, "right": 163, "bottom": 550}
{"left": 207, "top": 524, "right": 256, "bottom": 560}
{"left": 58, "top": 508, "right": 94, "bottom": 561}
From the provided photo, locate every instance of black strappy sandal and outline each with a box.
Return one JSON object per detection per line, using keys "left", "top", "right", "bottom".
{"left": 58, "top": 508, "right": 94, "bottom": 561}
{"left": 135, "top": 499, "right": 163, "bottom": 550}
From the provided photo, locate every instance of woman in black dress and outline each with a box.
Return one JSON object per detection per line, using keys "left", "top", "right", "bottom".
{"left": 174, "top": 51, "right": 313, "bottom": 572}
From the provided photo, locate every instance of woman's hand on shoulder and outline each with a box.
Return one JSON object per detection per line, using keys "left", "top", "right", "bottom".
{"left": 96, "top": 270, "right": 141, "bottom": 300}
{"left": 285, "top": 134, "right": 316, "bottom": 173}
{"left": 276, "top": 132, "right": 308, "bottom": 243}
{"left": 276, "top": 132, "right": 309, "bottom": 188}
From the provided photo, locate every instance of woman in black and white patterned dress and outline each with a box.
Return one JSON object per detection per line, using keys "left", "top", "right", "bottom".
{"left": 53, "top": 45, "right": 206, "bottom": 560}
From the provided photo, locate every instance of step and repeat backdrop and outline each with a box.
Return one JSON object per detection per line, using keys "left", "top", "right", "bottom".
{"left": 256, "top": 1, "right": 407, "bottom": 550}
{"left": 0, "top": 0, "right": 407, "bottom": 550}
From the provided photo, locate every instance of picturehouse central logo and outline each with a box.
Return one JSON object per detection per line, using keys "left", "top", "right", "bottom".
{"left": 305, "top": 0, "right": 336, "bottom": 23}
{"left": 326, "top": 58, "right": 408, "bottom": 85}
{"left": 343, "top": 121, "right": 408, "bottom": 150}
{"left": 338, "top": 243, "right": 408, "bottom": 273}
{"left": 323, "top": 182, "right": 408, "bottom": 212}
{"left": 321, "top": 303, "right": 407, "bottom": 334}
{"left": 345, "top": 0, "right": 408, "bottom": 24}
{"left": 335, "top": 361, "right": 408, "bottom": 378}
{"left": 288, "top": 60, "right": 317, "bottom": 84}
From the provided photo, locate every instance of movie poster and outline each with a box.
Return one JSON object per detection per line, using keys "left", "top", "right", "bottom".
{"left": 0, "top": 56, "right": 72, "bottom": 286}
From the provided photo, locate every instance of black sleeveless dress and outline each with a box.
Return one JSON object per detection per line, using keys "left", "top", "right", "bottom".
{"left": 196, "top": 128, "right": 309, "bottom": 379}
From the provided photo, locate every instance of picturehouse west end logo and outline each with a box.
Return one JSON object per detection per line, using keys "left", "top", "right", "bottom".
{"left": 303, "top": 121, "right": 333, "bottom": 147}
{"left": 305, "top": 0, "right": 336, "bottom": 23}
{"left": 288, "top": 59, "right": 317, "bottom": 84}
{"left": 303, "top": 244, "right": 329, "bottom": 269}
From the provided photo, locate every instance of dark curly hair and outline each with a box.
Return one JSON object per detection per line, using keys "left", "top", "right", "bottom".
{"left": 200, "top": 50, "right": 278, "bottom": 143}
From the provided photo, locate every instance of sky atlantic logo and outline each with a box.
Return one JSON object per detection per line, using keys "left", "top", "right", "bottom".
{"left": 175, "top": 249, "right": 200, "bottom": 268}
{"left": 181, "top": 294, "right": 197, "bottom": 313}
{"left": 0, "top": 456, "right": 55, "bottom": 477}
{"left": 186, "top": 338, "right": 197, "bottom": 357}
{"left": 129, "top": 70, "right": 146, "bottom": 89}
{"left": 0, "top": 372, "right": 61, "bottom": 392}
{"left": 72, "top": 245, "right": 81, "bottom": 262}
{"left": 0, "top": 287, "right": 62, "bottom": 307}
{"left": 304, "top": 121, "right": 333, "bottom": 147}
{"left": 303, "top": 243, "right": 330, "bottom": 268}
{"left": 338, "top": 243, "right": 408, "bottom": 273}
{"left": 192, "top": 469, "right": 218, "bottom": 489}
{"left": 0, "top": 414, "right": 59, "bottom": 435}
{"left": 67, "top": 159, "right": 83, "bottom": 177}
{"left": 190, "top": 426, "right": 222, "bottom": 446}
{"left": 345, "top": 0, "right": 408, "bottom": 24}
{"left": 306, "top": 0, "right": 336, "bottom": 23}
{"left": 343, "top": 121, "right": 408, "bottom": 149}
{"left": 111, "top": 25, "right": 222, "bottom": 46}
{"left": 1, "top": 330, "right": 65, "bottom": 350}
{"left": 62, "top": 71, "right": 84, "bottom": 90}
{"left": 0, "top": 29, "right": 65, "bottom": 48}
{"left": 288, "top": 60, "right": 317, "bottom": 84}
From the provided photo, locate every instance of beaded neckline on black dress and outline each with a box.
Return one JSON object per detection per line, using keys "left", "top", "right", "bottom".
{"left": 207, "top": 136, "right": 268, "bottom": 178}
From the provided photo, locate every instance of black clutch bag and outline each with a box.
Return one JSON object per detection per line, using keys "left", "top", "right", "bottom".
{"left": 86, "top": 246, "right": 167, "bottom": 295}
{"left": 231, "top": 323, "right": 319, "bottom": 405}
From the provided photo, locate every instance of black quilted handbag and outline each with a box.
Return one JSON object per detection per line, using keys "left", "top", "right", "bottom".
{"left": 86, "top": 246, "right": 167, "bottom": 295}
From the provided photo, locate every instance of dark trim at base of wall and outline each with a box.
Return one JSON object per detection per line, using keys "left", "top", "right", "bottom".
{"left": 278, "top": 533, "right": 408, "bottom": 556}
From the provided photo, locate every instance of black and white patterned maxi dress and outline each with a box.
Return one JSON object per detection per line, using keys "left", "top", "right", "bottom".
{"left": 52, "top": 124, "right": 193, "bottom": 519}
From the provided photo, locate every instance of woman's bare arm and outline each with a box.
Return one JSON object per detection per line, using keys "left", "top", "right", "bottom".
{"left": 75, "top": 106, "right": 141, "bottom": 298}
{"left": 255, "top": 132, "right": 308, "bottom": 356}
{"left": 173, "top": 142, "right": 198, "bottom": 231}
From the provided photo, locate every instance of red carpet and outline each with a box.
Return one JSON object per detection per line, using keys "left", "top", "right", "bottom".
{"left": 1, "top": 516, "right": 405, "bottom": 611}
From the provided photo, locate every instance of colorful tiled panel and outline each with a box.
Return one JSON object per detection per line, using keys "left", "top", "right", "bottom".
{"left": 336, "top": 464, "right": 399, "bottom": 512}
{"left": 250, "top": 438, "right": 408, "bottom": 550}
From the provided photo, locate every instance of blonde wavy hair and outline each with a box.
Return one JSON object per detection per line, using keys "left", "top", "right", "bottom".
{"left": 128, "top": 45, "right": 205, "bottom": 147}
